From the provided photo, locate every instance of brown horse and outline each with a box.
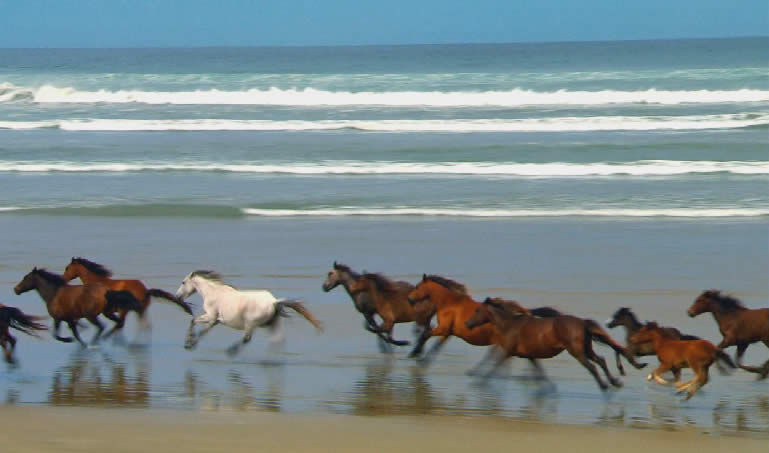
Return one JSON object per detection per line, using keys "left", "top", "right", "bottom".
{"left": 606, "top": 307, "right": 700, "bottom": 375}
{"left": 14, "top": 268, "right": 142, "bottom": 347}
{"left": 322, "top": 262, "right": 425, "bottom": 350}
{"left": 630, "top": 322, "right": 735, "bottom": 399}
{"left": 405, "top": 275, "right": 615, "bottom": 379}
{"left": 0, "top": 304, "right": 47, "bottom": 364}
{"left": 687, "top": 289, "right": 769, "bottom": 379}
{"left": 465, "top": 297, "right": 645, "bottom": 391}
{"left": 63, "top": 257, "right": 193, "bottom": 335}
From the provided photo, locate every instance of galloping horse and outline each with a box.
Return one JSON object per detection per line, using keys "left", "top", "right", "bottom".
{"left": 465, "top": 298, "right": 644, "bottom": 391}
{"left": 323, "top": 262, "right": 427, "bottom": 350}
{"left": 63, "top": 257, "right": 193, "bottom": 335}
{"left": 630, "top": 322, "right": 735, "bottom": 399}
{"left": 405, "top": 275, "right": 575, "bottom": 370}
{"left": 687, "top": 290, "right": 769, "bottom": 379}
{"left": 606, "top": 307, "right": 699, "bottom": 375}
{"left": 177, "top": 270, "right": 323, "bottom": 356}
{"left": 14, "top": 268, "right": 141, "bottom": 347}
{"left": 0, "top": 304, "right": 47, "bottom": 363}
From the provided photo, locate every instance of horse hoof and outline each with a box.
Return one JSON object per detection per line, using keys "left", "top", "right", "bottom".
{"left": 611, "top": 379, "right": 623, "bottom": 388}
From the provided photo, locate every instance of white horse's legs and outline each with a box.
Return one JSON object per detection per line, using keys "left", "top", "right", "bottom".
{"left": 185, "top": 314, "right": 219, "bottom": 350}
{"left": 226, "top": 325, "right": 257, "bottom": 357}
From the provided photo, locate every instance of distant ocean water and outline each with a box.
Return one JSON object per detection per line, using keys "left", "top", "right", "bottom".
{"left": 0, "top": 38, "right": 767, "bottom": 218}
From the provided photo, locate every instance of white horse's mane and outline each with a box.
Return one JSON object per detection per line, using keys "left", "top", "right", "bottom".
{"left": 189, "top": 270, "right": 235, "bottom": 288}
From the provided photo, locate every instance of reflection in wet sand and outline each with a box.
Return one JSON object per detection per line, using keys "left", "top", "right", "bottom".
{"left": 180, "top": 362, "right": 284, "bottom": 412}
{"left": 48, "top": 350, "right": 150, "bottom": 407}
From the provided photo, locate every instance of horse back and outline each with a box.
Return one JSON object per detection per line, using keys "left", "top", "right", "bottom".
{"left": 107, "top": 279, "right": 149, "bottom": 301}
{"left": 50, "top": 284, "right": 107, "bottom": 319}
{"left": 657, "top": 337, "right": 717, "bottom": 366}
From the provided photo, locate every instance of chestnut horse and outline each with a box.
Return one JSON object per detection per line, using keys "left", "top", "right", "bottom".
{"left": 63, "top": 257, "right": 193, "bottom": 335}
{"left": 606, "top": 307, "right": 699, "bottom": 375}
{"left": 630, "top": 322, "right": 735, "bottom": 399}
{"left": 405, "top": 275, "right": 606, "bottom": 376}
{"left": 0, "top": 304, "right": 47, "bottom": 364}
{"left": 687, "top": 290, "right": 769, "bottom": 379}
{"left": 465, "top": 298, "right": 644, "bottom": 391}
{"left": 322, "top": 262, "right": 420, "bottom": 350}
{"left": 14, "top": 268, "right": 142, "bottom": 346}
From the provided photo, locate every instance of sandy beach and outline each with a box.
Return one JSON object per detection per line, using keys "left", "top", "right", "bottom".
{"left": 1, "top": 405, "right": 766, "bottom": 453}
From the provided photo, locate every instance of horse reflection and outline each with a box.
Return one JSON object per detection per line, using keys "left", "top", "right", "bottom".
{"left": 183, "top": 366, "right": 283, "bottom": 412}
{"left": 48, "top": 351, "right": 149, "bottom": 407}
{"left": 345, "top": 359, "right": 438, "bottom": 415}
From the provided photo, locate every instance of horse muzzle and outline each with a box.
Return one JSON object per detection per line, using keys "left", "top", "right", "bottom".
{"left": 687, "top": 309, "right": 696, "bottom": 318}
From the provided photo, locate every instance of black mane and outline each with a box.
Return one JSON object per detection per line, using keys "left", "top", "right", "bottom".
{"left": 33, "top": 268, "right": 67, "bottom": 287}
{"left": 72, "top": 257, "right": 113, "bottom": 277}
{"left": 333, "top": 262, "right": 361, "bottom": 279}
{"left": 190, "top": 270, "right": 235, "bottom": 288}
{"left": 701, "top": 289, "right": 745, "bottom": 312}
{"left": 424, "top": 275, "right": 468, "bottom": 295}
{"left": 361, "top": 273, "right": 399, "bottom": 294}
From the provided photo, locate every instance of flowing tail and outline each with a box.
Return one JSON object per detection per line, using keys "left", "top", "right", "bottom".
{"left": 0, "top": 307, "right": 47, "bottom": 337}
{"left": 273, "top": 299, "right": 324, "bottom": 332}
{"left": 105, "top": 290, "right": 143, "bottom": 314}
{"left": 585, "top": 319, "right": 647, "bottom": 370}
{"left": 147, "top": 288, "right": 194, "bottom": 315}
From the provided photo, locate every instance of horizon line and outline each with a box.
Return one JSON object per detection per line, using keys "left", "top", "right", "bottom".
{"left": 1, "top": 35, "right": 766, "bottom": 51}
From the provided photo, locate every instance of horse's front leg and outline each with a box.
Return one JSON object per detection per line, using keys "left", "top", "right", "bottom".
{"left": 52, "top": 319, "right": 74, "bottom": 343}
{"left": 67, "top": 320, "right": 87, "bottom": 348}
{"left": 102, "top": 311, "right": 126, "bottom": 340}
{"left": 185, "top": 314, "right": 218, "bottom": 350}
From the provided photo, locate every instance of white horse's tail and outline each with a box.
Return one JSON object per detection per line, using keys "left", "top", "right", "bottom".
{"left": 272, "top": 299, "right": 324, "bottom": 332}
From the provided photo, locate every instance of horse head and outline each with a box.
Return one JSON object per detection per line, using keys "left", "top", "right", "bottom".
{"left": 688, "top": 290, "right": 717, "bottom": 317}
{"left": 14, "top": 268, "right": 40, "bottom": 295}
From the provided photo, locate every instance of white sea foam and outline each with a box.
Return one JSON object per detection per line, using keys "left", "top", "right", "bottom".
{"left": 0, "top": 160, "right": 766, "bottom": 176}
{"left": 0, "top": 113, "right": 767, "bottom": 132}
{"left": 241, "top": 207, "right": 769, "bottom": 218}
{"left": 2, "top": 82, "right": 768, "bottom": 106}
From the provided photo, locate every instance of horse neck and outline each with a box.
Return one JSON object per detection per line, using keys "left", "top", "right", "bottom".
{"left": 338, "top": 271, "right": 361, "bottom": 297}
{"left": 708, "top": 304, "right": 742, "bottom": 326}
{"left": 622, "top": 314, "right": 643, "bottom": 333}
{"left": 78, "top": 269, "right": 109, "bottom": 285}
{"left": 430, "top": 286, "right": 470, "bottom": 310}
{"left": 192, "top": 278, "right": 224, "bottom": 301}
{"left": 33, "top": 277, "right": 62, "bottom": 305}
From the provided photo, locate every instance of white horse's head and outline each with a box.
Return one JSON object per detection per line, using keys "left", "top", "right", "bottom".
{"left": 175, "top": 273, "right": 198, "bottom": 300}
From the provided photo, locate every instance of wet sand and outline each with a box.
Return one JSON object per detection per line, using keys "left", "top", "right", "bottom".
{"left": 1, "top": 405, "right": 765, "bottom": 453}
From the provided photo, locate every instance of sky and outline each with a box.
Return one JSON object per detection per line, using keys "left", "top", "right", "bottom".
{"left": 0, "top": 0, "right": 767, "bottom": 48}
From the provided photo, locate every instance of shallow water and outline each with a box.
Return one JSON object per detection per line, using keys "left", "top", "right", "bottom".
{"left": 0, "top": 215, "right": 767, "bottom": 436}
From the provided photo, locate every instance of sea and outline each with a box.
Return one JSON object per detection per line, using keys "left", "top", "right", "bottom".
{"left": 0, "top": 38, "right": 767, "bottom": 435}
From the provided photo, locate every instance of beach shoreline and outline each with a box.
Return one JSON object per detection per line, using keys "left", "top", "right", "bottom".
{"left": 1, "top": 405, "right": 766, "bottom": 453}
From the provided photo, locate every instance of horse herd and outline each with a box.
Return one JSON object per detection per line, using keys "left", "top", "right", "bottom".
{"left": 2, "top": 258, "right": 768, "bottom": 401}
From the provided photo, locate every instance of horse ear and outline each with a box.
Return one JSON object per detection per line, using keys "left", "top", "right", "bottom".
{"left": 32, "top": 266, "right": 37, "bottom": 271}
{"left": 484, "top": 297, "right": 491, "bottom": 303}
{"left": 422, "top": 274, "right": 427, "bottom": 281}
{"left": 333, "top": 260, "right": 337, "bottom": 267}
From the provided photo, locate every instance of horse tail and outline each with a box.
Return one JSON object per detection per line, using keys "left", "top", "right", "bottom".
{"left": 0, "top": 307, "right": 47, "bottom": 337}
{"left": 105, "top": 290, "right": 143, "bottom": 314}
{"left": 274, "top": 299, "right": 324, "bottom": 332}
{"left": 147, "top": 288, "right": 194, "bottom": 315}
{"left": 585, "top": 319, "right": 647, "bottom": 370}
{"left": 680, "top": 334, "right": 701, "bottom": 341}
{"left": 529, "top": 306, "right": 562, "bottom": 318}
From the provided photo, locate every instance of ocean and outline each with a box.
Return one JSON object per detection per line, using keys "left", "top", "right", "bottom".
{"left": 0, "top": 38, "right": 767, "bottom": 434}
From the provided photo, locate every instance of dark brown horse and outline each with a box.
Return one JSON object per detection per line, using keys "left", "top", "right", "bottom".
{"left": 322, "top": 262, "right": 429, "bottom": 351}
{"left": 0, "top": 304, "right": 47, "bottom": 364}
{"left": 63, "top": 258, "right": 193, "bottom": 335}
{"left": 687, "top": 290, "right": 769, "bottom": 379}
{"left": 465, "top": 297, "right": 645, "bottom": 391}
{"left": 14, "top": 268, "right": 142, "bottom": 347}
{"left": 606, "top": 307, "right": 699, "bottom": 375}
{"left": 630, "top": 322, "right": 735, "bottom": 399}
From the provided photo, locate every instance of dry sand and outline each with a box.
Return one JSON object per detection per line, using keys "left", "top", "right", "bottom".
{"left": 0, "top": 405, "right": 765, "bottom": 453}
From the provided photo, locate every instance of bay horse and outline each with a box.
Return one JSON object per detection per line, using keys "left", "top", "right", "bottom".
{"left": 687, "top": 289, "right": 769, "bottom": 379}
{"left": 177, "top": 270, "right": 323, "bottom": 356}
{"left": 606, "top": 307, "right": 700, "bottom": 375}
{"left": 465, "top": 297, "right": 644, "bottom": 391}
{"left": 63, "top": 257, "right": 193, "bottom": 336}
{"left": 322, "top": 262, "right": 418, "bottom": 349}
{"left": 630, "top": 322, "right": 736, "bottom": 399}
{"left": 14, "top": 268, "right": 142, "bottom": 347}
{"left": 0, "top": 304, "right": 47, "bottom": 364}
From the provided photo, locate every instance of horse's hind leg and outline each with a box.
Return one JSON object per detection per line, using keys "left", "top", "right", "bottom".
{"left": 87, "top": 316, "right": 105, "bottom": 345}
{"left": 467, "top": 346, "right": 499, "bottom": 376}
{"left": 227, "top": 326, "right": 257, "bottom": 357}
{"left": 102, "top": 312, "right": 125, "bottom": 340}
{"left": 568, "top": 343, "right": 609, "bottom": 391}
{"left": 615, "top": 350, "right": 625, "bottom": 376}
{"left": 67, "top": 321, "right": 87, "bottom": 347}
{"left": 408, "top": 327, "right": 431, "bottom": 358}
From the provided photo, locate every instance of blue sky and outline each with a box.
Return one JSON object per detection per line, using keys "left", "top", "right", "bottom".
{"left": 0, "top": 0, "right": 767, "bottom": 47}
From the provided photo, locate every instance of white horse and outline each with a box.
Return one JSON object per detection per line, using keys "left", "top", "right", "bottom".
{"left": 175, "top": 270, "right": 323, "bottom": 356}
